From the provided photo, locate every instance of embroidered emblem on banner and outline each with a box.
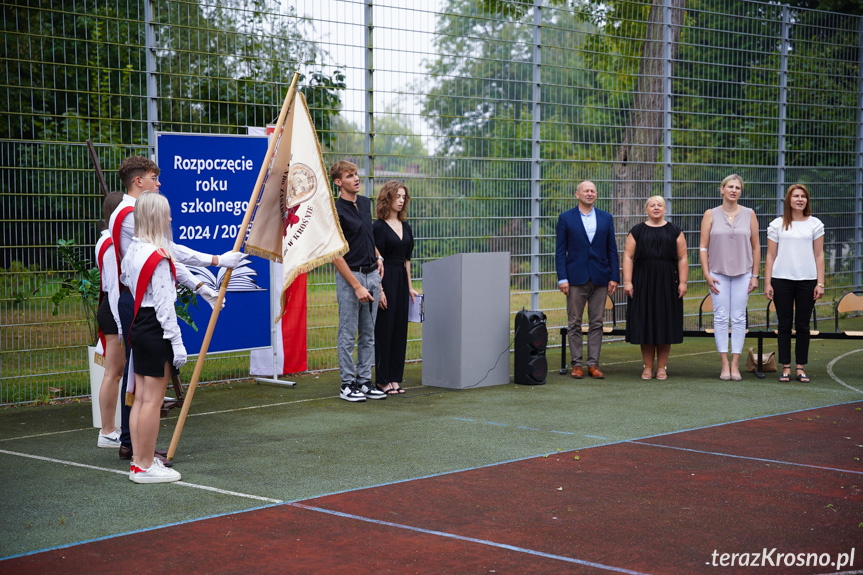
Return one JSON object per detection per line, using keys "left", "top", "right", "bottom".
{"left": 281, "top": 163, "right": 316, "bottom": 235}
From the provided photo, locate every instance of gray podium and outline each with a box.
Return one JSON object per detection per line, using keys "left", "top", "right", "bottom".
{"left": 422, "top": 252, "right": 511, "bottom": 389}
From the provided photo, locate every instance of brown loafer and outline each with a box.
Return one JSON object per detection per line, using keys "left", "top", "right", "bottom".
{"left": 588, "top": 365, "right": 605, "bottom": 379}
{"left": 570, "top": 366, "right": 584, "bottom": 379}
{"left": 154, "top": 452, "right": 174, "bottom": 467}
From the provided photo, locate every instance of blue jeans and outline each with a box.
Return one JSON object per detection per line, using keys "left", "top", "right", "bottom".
{"left": 336, "top": 270, "right": 380, "bottom": 388}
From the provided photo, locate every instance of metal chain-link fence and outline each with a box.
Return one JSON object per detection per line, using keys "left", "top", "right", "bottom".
{"left": 2, "top": 0, "right": 861, "bottom": 404}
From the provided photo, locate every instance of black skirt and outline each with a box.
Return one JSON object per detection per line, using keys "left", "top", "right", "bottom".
{"left": 96, "top": 295, "right": 119, "bottom": 335}
{"left": 129, "top": 307, "right": 173, "bottom": 377}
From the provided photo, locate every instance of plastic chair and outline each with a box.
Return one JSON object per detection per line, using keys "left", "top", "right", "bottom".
{"left": 834, "top": 291, "right": 863, "bottom": 336}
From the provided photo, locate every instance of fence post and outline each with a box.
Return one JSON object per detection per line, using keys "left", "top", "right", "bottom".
{"left": 530, "top": 0, "right": 542, "bottom": 311}
{"left": 855, "top": 17, "right": 863, "bottom": 287}
{"left": 777, "top": 5, "right": 790, "bottom": 216}
{"left": 145, "top": 0, "right": 158, "bottom": 154}
{"left": 662, "top": 0, "right": 673, "bottom": 214}
{"left": 365, "top": 0, "right": 375, "bottom": 195}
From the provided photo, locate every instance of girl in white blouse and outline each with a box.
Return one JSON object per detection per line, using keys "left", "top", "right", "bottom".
{"left": 120, "top": 192, "right": 186, "bottom": 484}
{"left": 95, "top": 192, "right": 125, "bottom": 448}
{"left": 764, "top": 184, "right": 825, "bottom": 383}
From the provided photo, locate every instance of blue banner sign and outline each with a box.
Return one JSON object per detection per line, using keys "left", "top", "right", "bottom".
{"left": 156, "top": 132, "right": 270, "bottom": 353}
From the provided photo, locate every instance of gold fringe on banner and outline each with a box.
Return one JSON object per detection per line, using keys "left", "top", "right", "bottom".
{"left": 244, "top": 245, "right": 282, "bottom": 263}
{"left": 275, "top": 245, "right": 348, "bottom": 323}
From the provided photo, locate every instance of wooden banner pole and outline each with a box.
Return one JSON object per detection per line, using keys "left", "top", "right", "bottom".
{"left": 86, "top": 139, "right": 110, "bottom": 197}
{"left": 167, "top": 72, "right": 300, "bottom": 460}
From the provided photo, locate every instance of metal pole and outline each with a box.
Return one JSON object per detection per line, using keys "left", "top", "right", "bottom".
{"left": 254, "top": 259, "right": 295, "bottom": 387}
{"left": 855, "top": 16, "right": 863, "bottom": 287}
{"left": 777, "top": 6, "right": 790, "bottom": 215}
{"left": 365, "top": 0, "right": 375, "bottom": 197}
{"left": 530, "top": 0, "right": 542, "bottom": 311}
{"left": 662, "top": 0, "right": 673, "bottom": 214}
{"left": 145, "top": 0, "right": 158, "bottom": 155}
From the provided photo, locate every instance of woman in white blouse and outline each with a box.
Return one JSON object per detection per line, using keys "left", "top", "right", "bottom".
{"left": 121, "top": 192, "right": 186, "bottom": 484}
{"left": 764, "top": 184, "right": 825, "bottom": 383}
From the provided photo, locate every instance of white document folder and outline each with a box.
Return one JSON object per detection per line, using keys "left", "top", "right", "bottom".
{"left": 408, "top": 293, "right": 424, "bottom": 323}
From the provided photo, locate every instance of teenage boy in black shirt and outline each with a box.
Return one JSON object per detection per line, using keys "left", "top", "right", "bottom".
{"left": 330, "top": 160, "right": 387, "bottom": 402}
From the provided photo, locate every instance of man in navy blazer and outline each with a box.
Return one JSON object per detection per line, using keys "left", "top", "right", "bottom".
{"left": 555, "top": 180, "right": 619, "bottom": 379}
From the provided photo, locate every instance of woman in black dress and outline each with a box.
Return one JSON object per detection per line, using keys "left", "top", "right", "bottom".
{"left": 374, "top": 180, "right": 419, "bottom": 394}
{"left": 622, "top": 196, "right": 688, "bottom": 380}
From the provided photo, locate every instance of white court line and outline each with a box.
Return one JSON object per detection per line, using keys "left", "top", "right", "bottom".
{"left": 628, "top": 442, "right": 863, "bottom": 476}
{"left": 0, "top": 395, "right": 336, "bottom": 442}
{"left": 602, "top": 349, "right": 716, "bottom": 366}
{"left": 0, "top": 448, "right": 282, "bottom": 503}
{"left": 0, "top": 428, "right": 94, "bottom": 442}
{"left": 293, "top": 503, "right": 651, "bottom": 575}
{"left": 826, "top": 348, "right": 863, "bottom": 395}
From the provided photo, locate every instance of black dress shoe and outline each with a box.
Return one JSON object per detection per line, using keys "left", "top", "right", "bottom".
{"left": 119, "top": 445, "right": 173, "bottom": 467}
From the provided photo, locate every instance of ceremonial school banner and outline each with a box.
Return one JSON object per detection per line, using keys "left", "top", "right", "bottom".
{"left": 245, "top": 92, "right": 348, "bottom": 321}
{"left": 248, "top": 123, "right": 307, "bottom": 375}
{"left": 156, "top": 132, "right": 271, "bottom": 352}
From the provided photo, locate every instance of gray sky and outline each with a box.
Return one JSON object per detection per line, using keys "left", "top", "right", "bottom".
{"left": 291, "top": 0, "right": 441, "bottom": 139}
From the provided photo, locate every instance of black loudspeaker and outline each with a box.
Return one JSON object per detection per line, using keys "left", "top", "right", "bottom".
{"left": 514, "top": 310, "right": 548, "bottom": 385}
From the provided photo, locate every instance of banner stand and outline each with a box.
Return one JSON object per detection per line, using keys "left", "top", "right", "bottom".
{"left": 255, "top": 259, "right": 296, "bottom": 387}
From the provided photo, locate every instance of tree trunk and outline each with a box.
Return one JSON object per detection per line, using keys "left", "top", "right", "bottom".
{"left": 613, "top": 0, "right": 686, "bottom": 235}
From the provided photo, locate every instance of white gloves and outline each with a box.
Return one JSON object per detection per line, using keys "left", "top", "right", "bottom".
{"left": 172, "top": 342, "right": 187, "bottom": 368}
{"left": 195, "top": 284, "right": 225, "bottom": 310}
{"left": 217, "top": 251, "right": 248, "bottom": 268}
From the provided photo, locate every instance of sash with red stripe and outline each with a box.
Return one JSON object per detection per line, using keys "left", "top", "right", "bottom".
{"left": 131, "top": 249, "right": 177, "bottom": 332}
{"left": 96, "top": 237, "right": 113, "bottom": 353}
{"left": 111, "top": 205, "right": 135, "bottom": 287}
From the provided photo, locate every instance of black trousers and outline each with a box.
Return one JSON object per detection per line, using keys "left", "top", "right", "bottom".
{"left": 118, "top": 290, "right": 134, "bottom": 449}
{"left": 772, "top": 278, "right": 817, "bottom": 366}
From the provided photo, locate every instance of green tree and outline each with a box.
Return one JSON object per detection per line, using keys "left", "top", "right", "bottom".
{"left": 0, "top": 0, "right": 345, "bottom": 268}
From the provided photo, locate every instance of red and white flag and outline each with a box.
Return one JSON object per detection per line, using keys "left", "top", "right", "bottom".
{"left": 249, "top": 267, "right": 307, "bottom": 375}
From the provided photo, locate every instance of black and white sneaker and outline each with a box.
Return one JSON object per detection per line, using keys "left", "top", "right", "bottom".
{"left": 340, "top": 384, "right": 367, "bottom": 402}
{"left": 359, "top": 383, "right": 387, "bottom": 400}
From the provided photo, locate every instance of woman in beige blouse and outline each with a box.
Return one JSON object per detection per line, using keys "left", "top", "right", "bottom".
{"left": 699, "top": 174, "right": 760, "bottom": 381}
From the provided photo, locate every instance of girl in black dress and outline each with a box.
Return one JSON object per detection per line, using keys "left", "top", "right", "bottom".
{"left": 622, "top": 196, "right": 688, "bottom": 380}
{"left": 374, "top": 181, "right": 419, "bottom": 394}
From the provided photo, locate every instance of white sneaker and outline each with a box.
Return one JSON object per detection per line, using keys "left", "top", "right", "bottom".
{"left": 97, "top": 429, "right": 121, "bottom": 448}
{"left": 359, "top": 383, "right": 387, "bottom": 400}
{"left": 339, "top": 384, "right": 367, "bottom": 402}
{"left": 129, "top": 458, "right": 181, "bottom": 484}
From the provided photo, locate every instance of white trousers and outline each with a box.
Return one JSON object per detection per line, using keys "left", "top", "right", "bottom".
{"left": 709, "top": 271, "right": 751, "bottom": 354}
